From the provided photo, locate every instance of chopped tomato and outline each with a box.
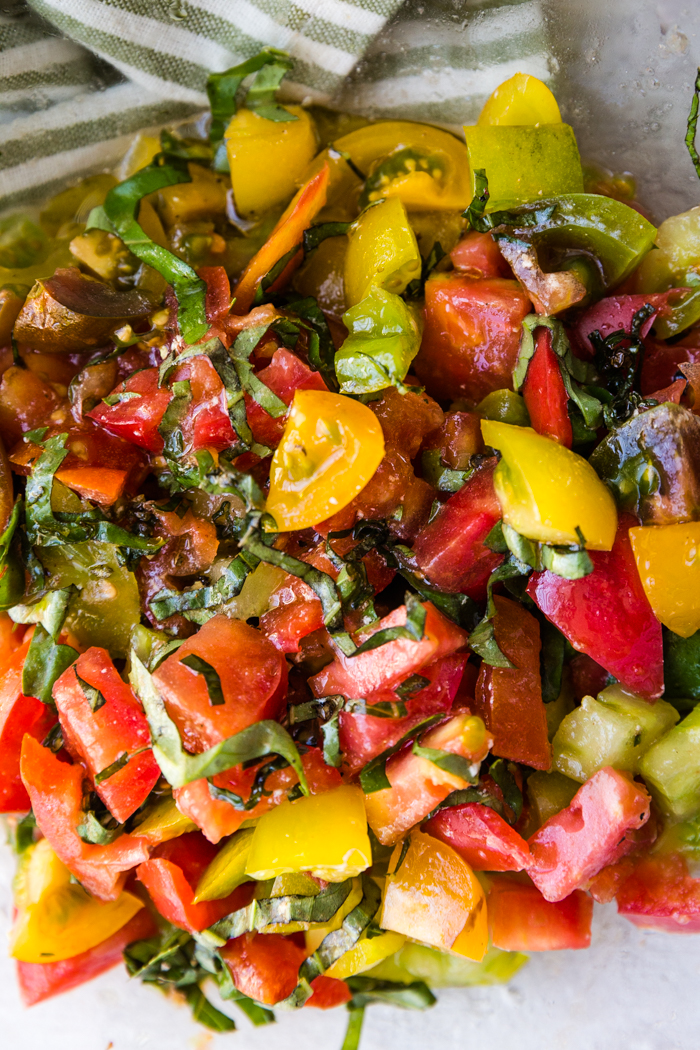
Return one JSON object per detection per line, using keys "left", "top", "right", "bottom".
{"left": 640, "top": 333, "right": 700, "bottom": 395}
{"left": 473, "top": 595, "right": 551, "bottom": 770}
{"left": 260, "top": 599, "right": 326, "bottom": 655}
{"left": 528, "top": 768, "right": 651, "bottom": 902}
{"left": 88, "top": 367, "right": 170, "bottom": 453}
{"left": 414, "top": 274, "right": 531, "bottom": 402}
{"left": 450, "top": 231, "right": 511, "bottom": 279}
{"left": 19, "top": 736, "right": 149, "bottom": 901}
{"left": 137, "top": 831, "right": 251, "bottom": 932}
{"left": 522, "top": 327, "right": 572, "bottom": 447}
{"left": 245, "top": 347, "right": 327, "bottom": 448}
{"left": 0, "top": 639, "right": 56, "bottom": 813}
{"left": 174, "top": 747, "right": 341, "bottom": 844}
{"left": 424, "top": 802, "right": 533, "bottom": 872}
{"left": 570, "top": 291, "right": 680, "bottom": 359}
{"left": 615, "top": 853, "right": 700, "bottom": 933}
{"left": 339, "top": 653, "right": 468, "bottom": 775}
{"left": 198, "top": 265, "right": 231, "bottom": 329}
{"left": 53, "top": 648, "right": 160, "bottom": 824}
{"left": 153, "top": 614, "right": 288, "bottom": 753}
{"left": 413, "top": 458, "right": 504, "bottom": 601}
{"left": 221, "top": 932, "right": 306, "bottom": 1005}
{"left": 646, "top": 376, "right": 687, "bottom": 405}
{"left": 309, "top": 601, "right": 468, "bottom": 702}
{"left": 0, "top": 365, "right": 62, "bottom": 449}
{"left": 306, "top": 975, "right": 352, "bottom": 1009}
{"left": 421, "top": 410, "right": 484, "bottom": 468}
{"left": 488, "top": 876, "right": 593, "bottom": 951}
{"left": 17, "top": 907, "right": 157, "bottom": 1006}
{"left": 526, "top": 515, "right": 664, "bottom": 699}
{"left": 173, "top": 354, "right": 235, "bottom": 453}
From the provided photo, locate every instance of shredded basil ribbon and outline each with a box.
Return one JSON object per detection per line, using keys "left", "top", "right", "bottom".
{"left": 88, "top": 165, "right": 208, "bottom": 344}
{"left": 180, "top": 654, "right": 225, "bottom": 705}
{"left": 75, "top": 669, "right": 106, "bottom": 713}
{"left": 130, "top": 653, "right": 309, "bottom": 793}
{"left": 686, "top": 68, "right": 700, "bottom": 181}
{"left": 299, "top": 875, "right": 381, "bottom": 984}
{"left": 205, "top": 879, "right": 354, "bottom": 944}
{"left": 411, "top": 740, "right": 478, "bottom": 784}
{"left": 358, "top": 714, "right": 445, "bottom": 794}
{"left": 207, "top": 48, "right": 296, "bottom": 151}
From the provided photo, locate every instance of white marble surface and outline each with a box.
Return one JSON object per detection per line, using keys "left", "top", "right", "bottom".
{"left": 2, "top": 839, "right": 700, "bottom": 1050}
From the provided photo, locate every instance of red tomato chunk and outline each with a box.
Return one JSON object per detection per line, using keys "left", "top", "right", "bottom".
{"left": 221, "top": 932, "right": 306, "bottom": 1005}
{"left": 425, "top": 802, "right": 532, "bottom": 872}
{"left": 488, "top": 876, "right": 593, "bottom": 951}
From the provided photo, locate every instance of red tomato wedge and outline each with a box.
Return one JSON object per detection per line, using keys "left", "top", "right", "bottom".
{"left": 528, "top": 768, "right": 651, "bottom": 902}
{"left": 526, "top": 515, "right": 664, "bottom": 699}
{"left": 424, "top": 802, "right": 533, "bottom": 872}
{"left": 412, "top": 458, "right": 504, "bottom": 600}
{"left": 221, "top": 932, "right": 306, "bottom": 1004}
{"left": 88, "top": 367, "right": 171, "bottom": 454}
{"left": 245, "top": 347, "right": 327, "bottom": 448}
{"left": 198, "top": 265, "right": 231, "bottom": 328}
{"left": 310, "top": 601, "right": 468, "bottom": 702}
{"left": 233, "top": 164, "right": 330, "bottom": 314}
{"left": 0, "top": 639, "right": 56, "bottom": 813}
{"left": 306, "top": 976, "right": 352, "bottom": 1009}
{"left": 153, "top": 614, "right": 288, "bottom": 753}
{"left": 616, "top": 853, "right": 700, "bottom": 933}
{"left": 522, "top": 326, "right": 572, "bottom": 447}
{"left": 450, "top": 231, "right": 511, "bottom": 279}
{"left": 473, "top": 595, "right": 551, "bottom": 770}
{"left": 17, "top": 907, "right": 157, "bottom": 1006}
{"left": 20, "top": 736, "right": 149, "bottom": 901}
{"left": 488, "top": 876, "right": 593, "bottom": 951}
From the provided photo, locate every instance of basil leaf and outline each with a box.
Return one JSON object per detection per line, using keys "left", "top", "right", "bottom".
{"left": 9, "top": 587, "right": 71, "bottom": 638}
{"left": 181, "top": 654, "right": 225, "bottom": 706}
{"left": 102, "top": 391, "right": 142, "bottom": 407}
{"left": 148, "top": 638, "right": 186, "bottom": 671}
{"left": 217, "top": 971, "right": 275, "bottom": 1026}
{"left": 468, "top": 557, "right": 530, "bottom": 667}
{"left": 483, "top": 519, "right": 508, "bottom": 554}
{"left": 95, "top": 749, "right": 136, "bottom": 784}
{"left": 131, "top": 654, "right": 308, "bottom": 792}
{"left": 359, "top": 714, "right": 444, "bottom": 794}
{"left": 76, "top": 670, "right": 106, "bottom": 713}
{"left": 76, "top": 810, "right": 123, "bottom": 845}
{"left": 184, "top": 986, "right": 236, "bottom": 1032}
{"left": 411, "top": 741, "right": 478, "bottom": 784}
{"left": 346, "top": 976, "right": 436, "bottom": 1010}
{"left": 207, "top": 879, "right": 354, "bottom": 943}
{"left": 285, "top": 295, "right": 337, "bottom": 391}
{"left": 389, "top": 837, "right": 411, "bottom": 875}
{"left": 394, "top": 674, "right": 430, "bottom": 700}
{"left": 157, "top": 379, "right": 191, "bottom": 460}
{"left": 425, "top": 785, "right": 505, "bottom": 822}
{"left": 302, "top": 221, "right": 351, "bottom": 255}
{"left": 463, "top": 168, "right": 490, "bottom": 229}
{"left": 404, "top": 240, "right": 446, "bottom": 300}
{"left": 489, "top": 757, "right": 523, "bottom": 822}
{"left": 300, "top": 875, "right": 381, "bottom": 983}
{"left": 242, "top": 534, "right": 343, "bottom": 633}
{"left": 99, "top": 167, "right": 208, "bottom": 344}
{"left": 342, "top": 1007, "right": 365, "bottom": 1050}
{"left": 22, "top": 625, "right": 78, "bottom": 704}
{"left": 229, "top": 325, "right": 288, "bottom": 417}
{"left": 540, "top": 542, "right": 594, "bottom": 579}
{"left": 208, "top": 755, "right": 288, "bottom": 810}
{"left": 0, "top": 500, "right": 24, "bottom": 611}
{"left": 42, "top": 722, "right": 64, "bottom": 753}
{"left": 24, "top": 434, "right": 70, "bottom": 546}
{"left": 11, "top": 811, "right": 36, "bottom": 854}
{"left": 149, "top": 557, "right": 251, "bottom": 621}
{"left": 350, "top": 592, "right": 426, "bottom": 657}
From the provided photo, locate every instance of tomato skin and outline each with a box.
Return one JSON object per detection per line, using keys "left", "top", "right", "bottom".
{"left": 526, "top": 515, "right": 664, "bottom": 699}
{"left": 488, "top": 876, "right": 593, "bottom": 951}
{"left": 19, "top": 736, "right": 149, "bottom": 901}
{"left": 137, "top": 832, "right": 251, "bottom": 932}
{"left": 415, "top": 274, "right": 531, "bottom": 402}
{"left": 198, "top": 265, "right": 231, "bottom": 328}
{"left": 88, "top": 367, "right": 170, "bottom": 453}
{"left": 570, "top": 291, "right": 677, "bottom": 359}
{"left": 221, "top": 932, "right": 306, "bottom": 1005}
{"left": 450, "top": 231, "right": 511, "bottom": 279}
{"left": 0, "top": 364, "right": 62, "bottom": 449}
{"left": 174, "top": 748, "right": 341, "bottom": 844}
{"left": 16, "top": 907, "right": 157, "bottom": 1006}
{"left": 527, "top": 768, "right": 651, "bottom": 902}
{"left": 424, "top": 802, "right": 533, "bottom": 872}
{"left": 615, "top": 852, "right": 700, "bottom": 932}
{"left": 412, "top": 458, "right": 504, "bottom": 601}
{"left": 473, "top": 595, "right": 551, "bottom": 770}
{"left": 522, "top": 327, "right": 572, "bottom": 447}
{"left": 0, "top": 640, "right": 56, "bottom": 813}
{"left": 53, "top": 648, "right": 160, "bottom": 824}
{"left": 245, "top": 347, "right": 327, "bottom": 448}
{"left": 640, "top": 334, "right": 700, "bottom": 395}
{"left": 310, "top": 601, "right": 468, "bottom": 701}
{"left": 153, "top": 614, "right": 288, "bottom": 753}
{"left": 173, "top": 354, "right": 235, "bottom": 453}
{"left": 339, "top": 653, "right": 468, "bottom": 775}
{"left": 306, "top": 975, "right": 352, "bottom": 1009}
{"left": 260, "top": 598, "right": 325, "bottom": 655}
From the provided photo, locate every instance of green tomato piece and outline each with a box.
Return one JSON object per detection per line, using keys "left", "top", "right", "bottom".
{"left": 634, "top": 204, "right": 700, "bottom": 293}
{"left": 552, "top": 684, "right": 680, "bottom": 783}
{"left": 476, "top": 389, "right": 530, "bottom": 427}
{"left": 336, "top": 287, "right": 422, "bottom": 395}
{"left": 194, "top": 827, "right": 255, "bottom": 902}
{"left": 664, "top": 627, "right": 700, "bottom": 707}
{"left": 39, "top": 541, "right": 140, "bottom": 657}
{"left": 464, "top": 124, "right": 583, "bottom": 208}
{"left": 526, "top": 770, "right": 580, "bottom": 829}
{"left": 345, "top": 196, "right": 422, "bottom": 307}
{"left": 368, "top": 942, "right": 527, "bottom": 988}
{"left": 640, "top": 704, "right": 700, "bottom": 820}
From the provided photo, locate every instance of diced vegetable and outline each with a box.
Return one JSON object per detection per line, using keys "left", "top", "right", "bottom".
{"left": 488, "top": 876, "right": 593, "bottom": 951}
{"left": 464, "top": 124, "right": 583, "bottom": 207}
{"left": 526, "top": 770, "right": 580, "bottom": 828}
{"left": 0, "top": 637, "right": 56, "bottom": 813}
{"left": 424, "top": 802, "right": 532, "bottom": 872}
{"left": 629, "top": 523, "right": 700, "bottom": 638}
{"left": 615, "top": 852, "right": 700, "bottom": 932}
{"left": 344, "top": 196, "right": 421, "bottom": 307}
{"left": 325, "top": 931, "right": 406, "bottom": 980}
{"left": 336, "top": 288, "right": 422, "bottom": 395}
{"left": 221, "top": 931, "right": 306, "bottom": 1005}
{"left": 226, "top": 106, "right": 318, "bottom": 216}
{"left": 477, "top": 72, "right": 562, "bottom": 126}
{"left": 639, "top": 704, "right": 700, "bottom": 820}
{"left": 551, "top": 684, "right": 679, "bottom": 782}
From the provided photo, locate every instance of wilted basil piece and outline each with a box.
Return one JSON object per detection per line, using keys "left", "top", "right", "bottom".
{"left": 180, "top": 654, "right": 225, "bottom": 706}
{"left": 22, "top": 625, "right": 78, "bottom": 705}
{"left": 76, "top": 670, "right": 106, "bottom": 713}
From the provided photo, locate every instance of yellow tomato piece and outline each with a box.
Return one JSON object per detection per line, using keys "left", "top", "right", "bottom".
{"left": 10, "top": 839, "right": 143, "bottom": 964}
{"left": 344, "top": 196, "right": 422, "bottom": 308}
{"left": 117, "top": 132, "right": 161, "bottom": 181}
{"left": 477, "top": 72, "right": 562, "bottom": 126}
{"left": 481, "top": 420, "right": 617, "bottom": 550}
{"left": 133, "top": 795, "right": 197, "bottom": 845}
{"left": 629, "top": 523, "right": 700, "bottom": 638}
{"left": 266, "top": 390, "right": 385, "bottom": 531}
{"left": 380, "top": 831, "right": 487, "bottom": 959}
{"left": 245, "top": 784, "right": 372, "bottom": 882}
{"left": 226, "top": 106, "right": 318, "bottom": 217}
{"left": 325, "top": 931, "right": 406, "bottom": 979}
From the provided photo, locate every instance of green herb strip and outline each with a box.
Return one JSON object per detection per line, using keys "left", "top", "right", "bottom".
{"left": 686, "top": 68, "right": 700, "bottom": 180}
{"left": 206, "top": 879, "right": 354, "bottom": 943}
{"left": 22, "top": 625, "right": 78, "bottom": 705}
{"left": 411, "top": 740, "right": 478, "bottom": 784}
{"left": 75, "top": 670, "right": 106, "bottom": 713}
{"left": 180, "top": 654, "right": 225, "bottom": 706}
{"left": 359, "top": 714, "right": 445, "bottom": 794}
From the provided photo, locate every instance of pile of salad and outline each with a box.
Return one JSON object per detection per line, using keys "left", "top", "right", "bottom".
{"left": 2, "top": 48, "right": 700, "bottom": 1046}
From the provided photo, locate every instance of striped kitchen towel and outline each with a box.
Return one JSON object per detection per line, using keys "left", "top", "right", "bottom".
{"left": 0, "top": 0, "right": 552, "bottom": 211}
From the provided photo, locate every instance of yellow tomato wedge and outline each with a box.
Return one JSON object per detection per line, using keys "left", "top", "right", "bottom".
{"left": 245, "top": 784, "right": 372, "bottom": 882}
{"left": 325, "top": 930, "right": 406, "bottom": 979}
{"left": 629, "top": 523, "right": 700, "bottom": 638}
{"left": 10, "top": 839, "right": 143, "bottom": 964}
{"left": 478, "top": 72, "right": 562, "bottom": 126}
{"left": 344, "top": 196, "right": 422, "bottom": 307}
{"left": 380, "top": 831, "right": 487, "bottom": 961}
{"left": 266, "top": 390, "right": 385, "bottom": 531}
{"left": 481, "top": 420, "right": 617, "bottom": 550}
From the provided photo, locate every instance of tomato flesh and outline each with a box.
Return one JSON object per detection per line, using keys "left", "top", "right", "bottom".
{"left": 488, "top": 876, "right": 593, "bottom": 951}
{"left": 424, "top": 802, "right": 533, "bottom": 872}
{"left": 221, "top": 932, "right": 306, "bottom": 1004}
{"left": 615, "top": 853, "right": 700, "bottom": 933}
{"left": 0, "top": 639, "right": 56, "bottom": 813}
{"left": 522, "top": 327, "right": 572, "bottom": 447}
